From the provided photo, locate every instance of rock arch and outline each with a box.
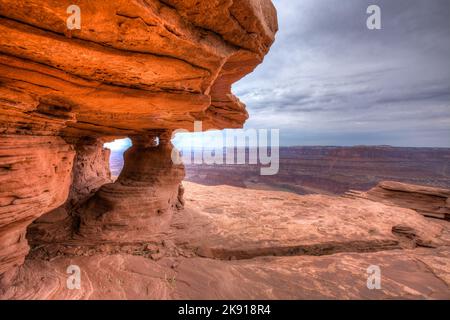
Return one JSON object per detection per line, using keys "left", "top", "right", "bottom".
{"left": 0, "top": 0, "right": 278, "bottom": 287}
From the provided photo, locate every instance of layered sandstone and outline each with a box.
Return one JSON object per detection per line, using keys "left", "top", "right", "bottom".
{"left": 0, "top": 135, "right": 74, "bottom": 285}
{"left": 0, "top": 0, "right": 278, "bottom": 285}
{"left": 3, "top": 182, "right": 450, "bottom": 299}
{"left": 0, "top": 0, "right": 277, "bottom": 136}
{"left": 346, "top": 181, "right": 450, "bottom": 220}
{"left": 77, "top": 134, "right": 185, "bottom": 241}
{"left": 1, "top": 1, "right": 449, "bottom": 301}
{"left": 3, "top": 248, "right": 450, "bottom": 300}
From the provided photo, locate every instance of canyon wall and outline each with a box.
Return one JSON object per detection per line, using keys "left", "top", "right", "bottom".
{"left": 0, "top": 0, "right": 278, "bottom": 285}
{"left": 180, "top": 146, "right": 450, "bottom": 195}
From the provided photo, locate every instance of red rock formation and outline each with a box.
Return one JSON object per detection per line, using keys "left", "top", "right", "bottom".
{"left": 26, "top": 138, "right": 113, "bottom": 244}
{"left": 1, "top": 2, "right": 449, "bottom": 300}
{"left": 0, "top": 136, "right": 74, "bottom": 285}
{"left": 0, "top": 0, "right": 277, "bottom": 136}
{"left": 346, "top": 181, "right": 450, "bottom": 220}
{"left": 0, "top": 0, "right": 278, "bottom": 284}
{"left": 77, "top": 133, "right": 185, "bottom": 241}
{"left": 3, "top": 182, "right": 450, "bottom": 299}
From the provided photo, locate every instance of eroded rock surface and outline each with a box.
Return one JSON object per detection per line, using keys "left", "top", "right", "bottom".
{"left": 2, "top": 0, "right": 448, "bottom": 301}
{"left": 0, "top": 0, "right": 277, "bottom": 136}
{"left": 77, "top": 134, "right": 185, "bottom": 241}
{"left": 172, "top": 182, "right": 449, "bottom": 260}
{"left": 2, "top": 183, "right": 450, "bottom": 299}
{"left": 0, "top": 0, "right": 278, "bottom": 283}
{"left": 0, "top": 135, "right": 74, "bottom": 285}
{"left": 346, "top": 181, "right": 450, "bottom": 220}
{"left": 26, "top": 139, "right": 113, "bottom": 244}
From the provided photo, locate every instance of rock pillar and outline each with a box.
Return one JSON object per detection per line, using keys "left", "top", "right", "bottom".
{"left": 77, "top": 132, "right": 185, "bottom": 242}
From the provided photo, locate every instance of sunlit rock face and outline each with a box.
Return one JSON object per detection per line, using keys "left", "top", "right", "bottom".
{"left": 0, "top": 0, "right": 277, "bottom": 136}
{"left": 0, "top": 0, "right": 278, "bottom": 284}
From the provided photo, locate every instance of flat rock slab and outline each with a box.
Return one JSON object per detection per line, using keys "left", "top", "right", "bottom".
{"left": 3, "top": 182, "right": 450, "bottom": 299}
{"left": 2, "top": 248, "right": 449, "bottom": 299}
{"left": 173, "top": 183, "right": 447, "bottom": 259}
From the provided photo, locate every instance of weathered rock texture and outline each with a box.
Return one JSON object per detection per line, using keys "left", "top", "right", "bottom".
{"left": 0, "top": 136, "right": 74, "bottom": 285}
{"left": 77, "top": 134, "right": 185, "bottom": 241}
{"left": 346, "top": 181, "right": 450, "bottom": 220}
{"left": 2, "top": 182, "right": 450, "bottom": 299}
{"left": 67, "top": 139, "right": 113, "bottom": 212}
{"left": 26, "top": 139, "right": 113, "bottom": 244}
{"left": 0, "top": 0, "right": 277, "bottom": 136}
{"left": 172, "top": 182, "right": 450, "bottom": 259}
{"left": 0, "top": 0, "right": 278, "bottom": 284}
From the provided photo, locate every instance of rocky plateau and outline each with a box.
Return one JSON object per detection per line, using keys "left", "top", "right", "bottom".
{"left": 180, "top": 146, "right": 450, "bottom": 195}
{"left": 3, "top": 182, "right": 450, "bottom": 299}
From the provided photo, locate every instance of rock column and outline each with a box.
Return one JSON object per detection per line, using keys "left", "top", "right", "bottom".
{"left": 77, "top": 132, "right": 185, "bottom": 242}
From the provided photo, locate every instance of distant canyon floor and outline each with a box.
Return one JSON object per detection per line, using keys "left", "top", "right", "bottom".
{"left": 2, "top": 181, "right": 450, "bottom": 299}
{"left": 111, "top": 146, "right": 450, "bottom": 196}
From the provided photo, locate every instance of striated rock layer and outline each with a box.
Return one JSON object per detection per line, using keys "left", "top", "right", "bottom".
{"left": 3, "top": 182, "right": 450, "bottom": 299}
{"left": 0, "top": 0, "right": 278, "bottom": 285}
{"left": 182, "top": 146, "right": 450, "bottom": 195}
{"left": 0, "top": 135, "right": 74, "bottom": 285}
{"left": 0, "top": 0, "right": 277, "bottom": 136}
{"left": 346, "top": 181, "right": 450, "bottom": 220}
{"left": 77, "top": 134, "right": 185, "bottom": 241}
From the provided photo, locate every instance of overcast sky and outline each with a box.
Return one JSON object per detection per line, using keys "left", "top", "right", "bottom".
{"left": 232, "top": 0, "right": 450, "bottom": 147}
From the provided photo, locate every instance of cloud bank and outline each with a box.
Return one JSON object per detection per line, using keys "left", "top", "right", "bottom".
{"left": 232, "top": 0, "right": 450, "bottom": 147}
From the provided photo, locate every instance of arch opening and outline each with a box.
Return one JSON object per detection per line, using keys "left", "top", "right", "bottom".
{"left": 104, "top": 138, "right": 132, "bottom": 179}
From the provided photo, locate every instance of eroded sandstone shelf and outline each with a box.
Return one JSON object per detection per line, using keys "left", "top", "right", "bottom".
{"left": 3, "top": 182, "right": 450, "bottom": 299}
{"left": 346, "top": 181, "right": 450, "bottom": 220}
{"left": 0, "top": 0, "right": 278, "bottom": 136}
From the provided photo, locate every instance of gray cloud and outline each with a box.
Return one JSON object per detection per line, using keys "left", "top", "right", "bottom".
{"left": 232, "top": 0, "right": 450, "bottom": 147}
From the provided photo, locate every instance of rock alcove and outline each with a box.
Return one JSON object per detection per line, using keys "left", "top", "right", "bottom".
{"left": 0, "top": 0, "right": 278, "bottom": 287}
